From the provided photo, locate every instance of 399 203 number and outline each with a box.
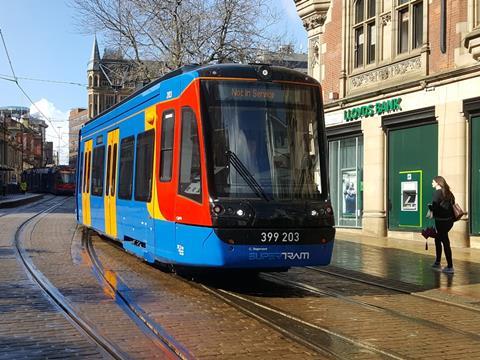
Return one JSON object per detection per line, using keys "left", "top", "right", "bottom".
{"left": 260, "top": 232, "right": 300, "bottom": 243}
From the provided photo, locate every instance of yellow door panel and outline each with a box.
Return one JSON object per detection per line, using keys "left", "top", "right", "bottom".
{"left": 82, "top": 140, "right": 93, "bottom": 226}
{"left": 104, "top": 129, "right": 119, "bottom": 238}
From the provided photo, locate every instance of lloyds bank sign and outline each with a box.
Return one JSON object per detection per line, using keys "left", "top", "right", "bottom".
{"left": 344, "top": 98, "right": 402, "bottom": 122}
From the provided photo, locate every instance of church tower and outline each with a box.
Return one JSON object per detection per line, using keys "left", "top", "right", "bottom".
{"left": 87, "top": 36, "right": 101, "bottom": 119}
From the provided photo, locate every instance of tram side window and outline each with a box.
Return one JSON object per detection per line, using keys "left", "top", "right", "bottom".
{"left": 160, "top": 110, "right": 175, "bottom": 182}
{"left": 134, "top": 130, "right": 154, "bottom": 202}
{"left": 84, "top": 150, "right": 91, "bottom": 193}
{"left": 118, "top": 136, "right": 134, "bottom": 200}
{"left": 91, "top": 146, "right": 105, "bottom": 196}
{"left": 179, "top": 107, "right": 202, "bottom": 203}
{"left": 78, "top": 151, "right": 83, "bottom": 194}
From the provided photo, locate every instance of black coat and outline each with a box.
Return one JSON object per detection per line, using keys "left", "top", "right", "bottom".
{"left": 429, "top": 189, "right": 454, "bottom": 221}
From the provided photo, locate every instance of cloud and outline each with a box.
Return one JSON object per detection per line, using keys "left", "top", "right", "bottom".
{"left": 30, "top": 99, "right": 70, "bottom": 165}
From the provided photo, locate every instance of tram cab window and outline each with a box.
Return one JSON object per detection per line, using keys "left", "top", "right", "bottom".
{"left": 160, "top": 110, "right": 175, "bottom": 182}
{"left": 118, "top": 136, "right": 134, "bottom": 200}
{"left": 179, "top": 107, "right": 202, "bottom": 203}
{"left": 134, "top": 130, "right": 155, "bottom": 202}
{"left": 91, "top": 146, "right": 105, "bottom": 196}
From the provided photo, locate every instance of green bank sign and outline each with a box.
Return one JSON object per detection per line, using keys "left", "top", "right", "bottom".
{"left": 344, "top": 98, "right": 402, "bottom": 122}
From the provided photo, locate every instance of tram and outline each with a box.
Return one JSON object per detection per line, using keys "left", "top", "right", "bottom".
{"left": 76, "top": 63, "right": 335, "bottom": 270}
{"left": 22, "top": 166, "right": 75, "bottom": 195}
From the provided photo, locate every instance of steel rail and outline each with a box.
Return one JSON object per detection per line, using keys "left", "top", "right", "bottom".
{"left": 181, "top": 277, "right": 401, "bottom": 360}
{"left": 264, "top": 272, "right": 480, "bottom": 344}
{"left": 13, "top": 197, "right": 129, "bottom": 360}
{"left": 307, "top": 266, "right": 480, "bottom": 314}
{"left": 84, "top": 231, "right": 192, "bottom": 360}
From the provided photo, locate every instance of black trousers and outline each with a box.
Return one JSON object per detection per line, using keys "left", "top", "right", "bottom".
{"left": 435, "top": 220, "right": 454, "bottom": 268}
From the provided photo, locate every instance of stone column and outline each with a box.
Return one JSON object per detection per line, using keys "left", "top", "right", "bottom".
{"left": 361, "top": 117, "right": 387, "bottom": 237}
{"left": 295, "top": 0, "right": 332, "bottom": 79}
{"left": 436, "top": 100, "right": 469, "bottom": 247}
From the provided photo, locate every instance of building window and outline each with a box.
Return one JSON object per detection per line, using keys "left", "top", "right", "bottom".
{"left": 91, "top": 145, "right": 105, "bottom": 196}
{"left": 134, "top": 130, "right": 154, "bottom": 202}
{"left": 179, "top": 107, "right": 202, "bottom": 203}
{"left": 118, "top": 136, "right": 134, "bottom": 200}
{"left": 353, "top": 0, "right": 376, "bottom": 68}
{"left": 329, "top": 137, "right": 364, "bottom": 228}
{"left": 160, "top": 110, "right": 175, "bottom": 182}
{"left": 396, "top": 0, "right": 423, "bottom": 54}
{"left": 476, "top": 0, "right": 480, "bottom": 28}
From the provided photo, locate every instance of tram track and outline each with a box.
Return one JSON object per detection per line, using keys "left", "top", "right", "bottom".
{"left": 13, "top": 197, "right": 128, "bottom": 360}
{"left": 83, "top": 229, "right": 193, "bottom": 360}
{"left": 307, "top": 265, "right": 480, "bottom": 313}
{"left": 189, "top": 279, "right": 402, "bottom": 360}
{"left": 263, "top": 272, "right": 480, "bottom": 343}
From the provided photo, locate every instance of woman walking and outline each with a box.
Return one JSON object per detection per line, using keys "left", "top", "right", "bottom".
{"left": 429, "top": 176, "right": 455, "bottom": 274}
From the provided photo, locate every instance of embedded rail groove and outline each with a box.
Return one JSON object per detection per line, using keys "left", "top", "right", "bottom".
{"left": 185, "top": 279, "right": 401, "bottom": 360}
{"left": 307, "top": 266, "right": 480, "bottom": 313}
{"left": 264, "top": 272, "right": 480, "bottom": 344}
{"left": 84, "top": 230, "right": 192, "bottom": 360}
{"left": 14, "top": 197, "right": 128, "bottom": 360}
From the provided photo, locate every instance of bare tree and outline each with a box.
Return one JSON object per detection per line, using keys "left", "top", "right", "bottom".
{"left": 71, "top": 0, "right": 283, "bottom": 78}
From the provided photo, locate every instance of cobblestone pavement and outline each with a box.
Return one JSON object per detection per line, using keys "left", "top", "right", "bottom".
{"left": 22, "top": 198, "right": 177, "bottom": 359}
{"left": 331, "top": 235, "right": 480, "bottom": 308}
{"left": 91, "top": 236, "right": 320, "bottom": 359}
{"left": 5, "top": 195, "right": 480, "bottom": 359}
{"left": 0, "top": 196, "right": 109, "bottom": 359}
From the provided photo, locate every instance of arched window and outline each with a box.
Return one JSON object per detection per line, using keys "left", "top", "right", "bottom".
{"left": 88, "top": 75, "right": 93, "bottom": 87}
{"left": 95, "top": 75, "right": 100, "bottom": 87}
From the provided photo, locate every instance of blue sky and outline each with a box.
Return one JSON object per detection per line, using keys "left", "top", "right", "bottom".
{"left": 0, "top": 0, "right": 307, "bottom": 163}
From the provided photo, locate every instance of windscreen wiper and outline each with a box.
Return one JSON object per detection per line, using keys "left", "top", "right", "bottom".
{"left": 226, "top": 150, "right": 271, "bottom": 201}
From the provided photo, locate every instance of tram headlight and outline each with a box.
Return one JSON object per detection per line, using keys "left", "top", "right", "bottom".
{"left": 213, "top": 205, "right": 224, "bottom": 214}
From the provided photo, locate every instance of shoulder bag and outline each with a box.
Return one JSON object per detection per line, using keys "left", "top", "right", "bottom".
{"left": 452, "top": 203, "right": 465, "bottom": 221}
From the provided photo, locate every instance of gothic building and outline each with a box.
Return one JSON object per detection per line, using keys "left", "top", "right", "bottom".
{"left": 87, "top": 36, "right": 150, "bottom": 119}
{"left": 296, "top": 0, "right": 480, "bottom": 247}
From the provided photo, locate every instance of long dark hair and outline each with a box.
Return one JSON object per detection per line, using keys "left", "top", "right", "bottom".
{"left": 433, "top": 176, "right": 455, "bottom": 203}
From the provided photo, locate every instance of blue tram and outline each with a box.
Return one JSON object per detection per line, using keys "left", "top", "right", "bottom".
{"left": 76, "top": 64, "right": 335, "bottom": 270}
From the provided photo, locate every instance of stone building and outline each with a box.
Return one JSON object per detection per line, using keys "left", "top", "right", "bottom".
{"left": 87, "top": 36, "right": 158, "bottom": 119}
{"left": 69, "top": 37, "right": 159, "bottom": 166}
{"left": 296, "top": 0, "right": 480, "bottom": 247}
{"left": 257, "top": 45, "right": 308, "bottom": 73}
{"left": 0, "top": 106, "right": 47, "bottom": 192}
{"left": 68, "top": 108, "right": 88, "bottom": 168}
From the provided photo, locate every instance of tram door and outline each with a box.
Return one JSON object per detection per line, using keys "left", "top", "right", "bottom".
{"left": 82, "top": 140, "right": 93, "bottom": 226}
{"left": 104, "top": 129, "right": 119, "bottom": 238}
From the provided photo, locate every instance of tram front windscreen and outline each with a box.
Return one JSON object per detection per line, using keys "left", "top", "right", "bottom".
{"left": 201, "top": 80, "right": 326, "bottom": 201}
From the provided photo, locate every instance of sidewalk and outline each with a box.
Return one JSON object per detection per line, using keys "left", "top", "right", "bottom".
{"left": 332, "top": 231, "right": 480, "bottom": 310}
{"left": 0, "top": 193, "right": 44, "bottom": 208}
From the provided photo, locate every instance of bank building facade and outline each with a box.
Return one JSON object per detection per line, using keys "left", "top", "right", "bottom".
{"left": 296, "top": 0, "right": 480, "bottom": 247}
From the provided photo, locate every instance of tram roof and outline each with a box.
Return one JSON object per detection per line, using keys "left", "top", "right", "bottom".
{"left": 81, "top": 63, "right": 320, "bottom": 137}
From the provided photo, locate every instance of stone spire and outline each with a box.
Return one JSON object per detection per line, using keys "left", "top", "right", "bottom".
{"left": 87, "top": 35, "right": 101, "bottom": 71}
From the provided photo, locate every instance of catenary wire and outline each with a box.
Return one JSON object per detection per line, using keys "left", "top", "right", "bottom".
{"left": 0, "top": 28, "right": 63, "bottom": 140}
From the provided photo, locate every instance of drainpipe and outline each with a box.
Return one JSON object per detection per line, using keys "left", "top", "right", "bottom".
{"left": 440, "top": 0, "right": 447, "bottom": 54}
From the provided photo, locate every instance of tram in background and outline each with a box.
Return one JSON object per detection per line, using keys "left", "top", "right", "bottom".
{"left": 22, "top": 166, "right": 75, "bottom": 195}
{"left": 76, "top": 63, "right": 335, "bottom": 271}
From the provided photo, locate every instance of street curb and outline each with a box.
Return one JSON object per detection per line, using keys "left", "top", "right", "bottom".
{"left": 0, "top": 194, "right": 44, "bottom": 208}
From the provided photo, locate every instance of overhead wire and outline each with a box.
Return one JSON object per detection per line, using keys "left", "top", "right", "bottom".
{"left": 0, "top": 73, "right": 86, "bottom": 87}
{"left": 0, "top": 27, "right": 63, "bottom": 140}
